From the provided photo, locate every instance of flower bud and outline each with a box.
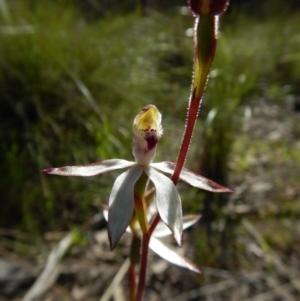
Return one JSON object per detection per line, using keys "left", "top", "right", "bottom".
{"left": 189, "top": 0, "right": 229, "bottom": 16}
{"left": 132, "top": 105, "right": 163, "bottom": 166}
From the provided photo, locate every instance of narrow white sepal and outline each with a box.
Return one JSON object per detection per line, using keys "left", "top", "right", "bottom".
{"left": 149, "top": 237, "right": 200, "bottom": 273}
{"left": 43, "top": 159, "right": 135, "bottom": 177}
{"left": 151, "top": 161, "right": 233, "bottom": 193}
{"left": 108, "top": 166, "right": 143, "bottom": 250}
{"left": 144, "top": 167, "right": 183, "bottom": 246}
{"left": 153, "top": 215, "right": 201, "bottom": 238}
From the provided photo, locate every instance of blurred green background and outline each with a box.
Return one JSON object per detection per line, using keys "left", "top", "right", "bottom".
{"left": 1, "top": 0, "right": 300, "bottom": 281}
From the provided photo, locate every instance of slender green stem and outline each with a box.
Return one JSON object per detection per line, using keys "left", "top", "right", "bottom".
{"left": 131, "top": 172, "right": 149, "bottom": 300}
{"left": 128, "top": 264, "right": 136, "bottom": 301}
{"left": 171, "top": 89, "right": 201, "bottom": 184}
{"left": 134, "top": 204, "right": 161, "bottom": 301}
{"left": 135, "top": 233, "right": 150, "bottom": 301}
{"left": 148, "top": 212, "right": 161, "bottom": 236}
{"left": 129, "top": 236, "right": 141, "bottom": 301}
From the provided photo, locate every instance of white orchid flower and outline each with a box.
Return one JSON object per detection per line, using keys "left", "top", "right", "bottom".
{"left": 148, "top": 214, "right": 201, "bottom": 273}
{"left": 43, "top": 105, "right": 232, "bottom": 250}
{"left": 102, "top": 207, "right": 201, "bottom": 273}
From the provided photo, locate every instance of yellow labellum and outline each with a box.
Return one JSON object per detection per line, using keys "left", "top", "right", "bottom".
{"left": 132, "top": 104, "right": 163, "bottom": 166}
{"left": 134, "top": 104, "right": 162, "bottom": 137}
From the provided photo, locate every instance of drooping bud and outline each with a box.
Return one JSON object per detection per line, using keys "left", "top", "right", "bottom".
{"left": 132, "top": 105, "right": 163, "bottom": 166}
{"left": 189, "top": 0, "right": 229, "bottom": 16}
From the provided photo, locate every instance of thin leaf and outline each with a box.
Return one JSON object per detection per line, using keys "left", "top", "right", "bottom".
{"left": 42, "top": 159, "right": 135, "bottom": 177}
{"left": 149, "top": 237, "right": 200, "bottom": 274}
{"left": 108, "top": 166, "right": 143, "bottom": 250}
{"left": 145, "top": 167, "right": 183, "bottom": 246}
{"left": 152, "top": 162, "right": 233, "bottom": 193}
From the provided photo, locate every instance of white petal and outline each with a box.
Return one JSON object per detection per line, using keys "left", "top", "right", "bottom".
{"left": 182, "top": 214, "right": 201, "bottom": 230}
{"left": 43, "top": 159, "right": 135, "bottom": 177}
{"left": 153, "top": 215, "right": 201, "bottom": 238}
{"left": 144, "top": 167, "right": 182, "bottom": 246}
{"left": 108, "top": 166, "right": 143, "bottom": 250}
{"left": 103, "top": 208, "right": 133, "bottom": 234}
{"left": 151, "top": 162, "right": 233, "bottom": 193}
{"left": 149, "top": 237, "right": 200, "bottom": 273}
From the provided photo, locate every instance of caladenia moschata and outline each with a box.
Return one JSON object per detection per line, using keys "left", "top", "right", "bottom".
{"left": 42, "top": 1, "right": 232, "bottom": 299}
{"left": 102, "top": 204, "right": 202, "bottom": 274}
{"left": 43, "top": 105, "right": 232, "bottom": 251}
{"left": 43, "top": 104, "right": 232, "bottom": 301}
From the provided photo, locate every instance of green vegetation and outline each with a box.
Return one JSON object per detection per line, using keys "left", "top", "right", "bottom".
{"left": 1, "top": 0, "right": 300, "bottom": 273}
